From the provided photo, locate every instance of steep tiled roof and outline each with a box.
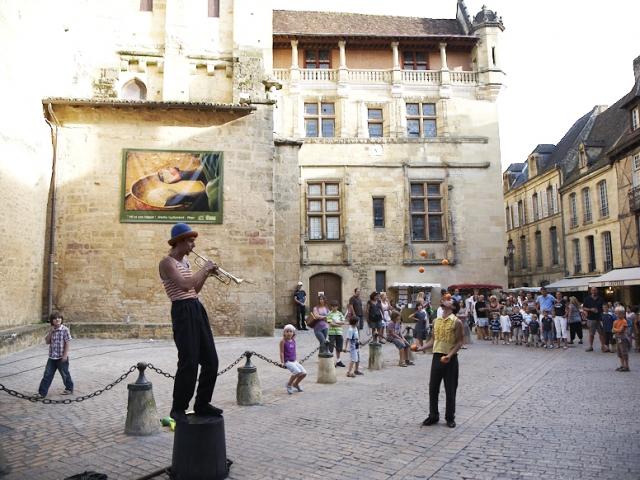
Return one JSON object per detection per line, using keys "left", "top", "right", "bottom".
{"left": 563, "top": 97, "right": 630, "bottom": 186}
{"left": 531, "top": 144, "right": 555, "bottom": 155}
{"left": 273, "top": 10, "right": 467, "bottom": 38}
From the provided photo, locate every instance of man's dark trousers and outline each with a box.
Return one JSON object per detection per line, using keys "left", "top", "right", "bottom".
{"left": 171, "top": 298, "right": 219, "bottom": 410}
{"left": 428, "top": 352, "right": 459, "bottom": 422}
{"left": 296, "top": 304, "right": 307, "bottom": 330}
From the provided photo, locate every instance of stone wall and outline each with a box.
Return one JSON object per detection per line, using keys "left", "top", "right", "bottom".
{"left": 48, "top": 104, "right": 276, "bottom": 336}
{"left": 273, "top": 141, "right": 302, "bottom": 326}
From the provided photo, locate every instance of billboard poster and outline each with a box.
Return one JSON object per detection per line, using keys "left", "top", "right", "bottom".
{"left": 121, "top": 149, "right": 223, "bottom": 223}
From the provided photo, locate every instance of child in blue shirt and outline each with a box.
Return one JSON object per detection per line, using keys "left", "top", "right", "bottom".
{"left": 489, "top": 312, "right": 501, "bottom": 344}
{"left": 528, "top": 314, "right": 541, "bottom": 347}
{"left": 541, "top": 310, "right": 555, "bottom": 349}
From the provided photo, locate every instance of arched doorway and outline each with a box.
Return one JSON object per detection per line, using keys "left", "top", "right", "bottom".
{"left": 121, "top": 78, "right": 147, "bottom": 100}
{"left": 309, "top": 273, "right": 342, "bottom": 309}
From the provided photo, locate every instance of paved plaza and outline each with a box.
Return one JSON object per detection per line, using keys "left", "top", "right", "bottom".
{"left": 1, "top": 330, "right": 639, "bottom": 480}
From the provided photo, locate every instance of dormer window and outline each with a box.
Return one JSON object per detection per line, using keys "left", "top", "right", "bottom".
{"left": 579, "top": 145, "right": 588, "bottom": 169}
{"left": 632, "top": 106, "right": 639, "bottom": 131}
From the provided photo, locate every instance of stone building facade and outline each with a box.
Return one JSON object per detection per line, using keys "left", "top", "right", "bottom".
{"left": 1, "top": 0, "right": 282, "bottom": 335}
{"left": 2, "top": 0, "right": 510, "bottom": 333}
{"left": 503, "top": 55, "right": 640, "bottom": 305}
{"left": 503, "top": 147, "right": 564, "bottom": 288}
{"left": 271, "top": 2, "right": 508, "bottom": 313}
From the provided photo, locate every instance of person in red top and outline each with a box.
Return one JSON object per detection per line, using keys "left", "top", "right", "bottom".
{"left": 612, "top": 306, "right": 630, "bottom": 372}
{"left": 159, "top": 223, "right": 221, "bottom": 423}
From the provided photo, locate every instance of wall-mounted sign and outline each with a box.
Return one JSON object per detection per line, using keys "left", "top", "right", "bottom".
{"left": 121, "top": 149, "right": 223, "bottom": 223}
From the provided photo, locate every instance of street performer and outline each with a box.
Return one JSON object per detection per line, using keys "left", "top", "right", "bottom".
{"left": 418, "top": 296, "right": 464, "bottom": 428}
{"left": 159, "top": 223, "right": 222, "bottom": 423}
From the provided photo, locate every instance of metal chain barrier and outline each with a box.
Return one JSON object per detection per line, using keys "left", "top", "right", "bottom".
{"left": 249, "top": 351, "right": 286, "bottom": 369}
{"left": 0, "top": 341, "right": 350, "bottom": 405}
{"left": 215, "top": 354, "right": 246, "bottom": 376}
{"left": 299, "top": 345, "right": 320, "bottom": 364}
{"left": 0, "top": 365, "right": 137, "bottom": 404}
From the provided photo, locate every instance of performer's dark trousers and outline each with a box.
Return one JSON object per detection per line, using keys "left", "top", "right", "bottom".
{"left": 171, "top": 298, "right": 219, "bottom": 411}
{"left": 296, "top": 304, "right": 307, "bottom": 329}
{"left": 429, "top": 353, "right": 459, "bottom": 422}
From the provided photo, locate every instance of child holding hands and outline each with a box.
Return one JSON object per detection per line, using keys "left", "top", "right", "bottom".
{"left": 280, "top": 324, "right": 307, "bottom": 394}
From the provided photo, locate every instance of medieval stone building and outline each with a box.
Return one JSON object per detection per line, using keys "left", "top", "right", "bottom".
{"left": 1, "top": 0, "right": 507, "bottom": 337}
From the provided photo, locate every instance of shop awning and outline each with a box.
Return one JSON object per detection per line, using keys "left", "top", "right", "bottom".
{"left": 545, "top": 276, "right": 598, "bottom": 292}
{"left": 589, "top": 267, "right": 640, "bottom": 287}
{"left": 389, "top": 282, "right": 441, "bottom": 289}
{"left": 447, "top": 283, "right": 502, "bottom": 291}
{"left": 504, "top": 287, "right": 540, "bottom": 293}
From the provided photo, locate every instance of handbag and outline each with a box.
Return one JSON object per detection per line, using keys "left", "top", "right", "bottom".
{"left": 306, "top": 311, "right": 319, "bottom": 328}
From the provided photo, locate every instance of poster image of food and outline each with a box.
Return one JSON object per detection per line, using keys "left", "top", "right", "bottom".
{"left": 121, "top": 149, "right": 223, "bottom": 223}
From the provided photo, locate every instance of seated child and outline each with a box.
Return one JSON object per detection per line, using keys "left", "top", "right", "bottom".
{"left": 279, "top": 324, "right": 306, "bottom": 394}
{"left": 387, "top": 311, "right": 413, "bottom": 366}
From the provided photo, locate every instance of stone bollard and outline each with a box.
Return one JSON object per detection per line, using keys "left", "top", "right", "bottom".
{"left": 0, "top": 442, "right": 10, "bottom": 477}
{"left": 172, "top": 415, "right": 228, "bottom": 480}
{"left": 125, "top": 362, "right": 160, "bottom": 436}
{"left": 368, "top": 340, "right": 384, "bottom": 370}
{"left": 236, "top": 352, "right": 261, "bottom": 406}
{"left": 317, "top": 351, "right": 337, "bottom": 384}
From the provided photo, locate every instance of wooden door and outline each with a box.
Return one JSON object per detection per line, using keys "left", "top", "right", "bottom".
{"left": 309, "top": 273, "right": 342, "bottom": 309}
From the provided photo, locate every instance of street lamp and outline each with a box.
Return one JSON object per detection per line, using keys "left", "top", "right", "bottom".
{"left": 504, "top": 240, "right": 515, "bottom": 266}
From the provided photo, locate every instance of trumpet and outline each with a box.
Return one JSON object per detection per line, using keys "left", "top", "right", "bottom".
{"left": 191, "top": 250, "right": 248, "bottom": 285}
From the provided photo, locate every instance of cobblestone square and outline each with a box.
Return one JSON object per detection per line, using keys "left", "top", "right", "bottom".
{"left": 1, "top": 331, "right": 639, "bottom": 479}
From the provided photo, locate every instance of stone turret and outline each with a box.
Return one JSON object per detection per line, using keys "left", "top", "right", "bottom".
{"left": 470, "top": 4, "right": 505, "bottom": 101}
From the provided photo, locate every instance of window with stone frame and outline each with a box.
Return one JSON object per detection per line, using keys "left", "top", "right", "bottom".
{"left": 582, "top": 187, "right": 592, "bottom": 224}
{"left": 368, "top": 108, "right": 383, "bottom": 138}
{"left": 586, "top": 235, "right": 596, "bottom": 272}
{"left": 410, "top": 181, "right": 445, "bottom": 241}
{"left": 140, "top": 0, "right": 153, "bottom": 11}
{"left": 546, "top": 186, "right": 555, "bottom": 215}
{"left": 402, "top": 51, "right": 428, "bottom": 70}
{"left": 535, "top": 231, "right": 543, "bottom": 268}
{"left": 304, "top": 102, "right": 335, "bottom": 138}
{"left": 598, "top": 180, "right": 609, "bottom": 218}
{"left": 306, "top": 181, "right": 341, "bottom": 241}
{"left": 505, "top": 207, "right": 511, "bottom": 230}
{"left": 208, "top": 0, "right": 220, "bottom": 17}
{"left": 406, "top": 103, "right": 437, "bottom": 138}
{"left": 518, "top": 199, "right": 526, "bottom": 225}
{"left": 632, "top": 106, "right": 639, "bottom": 131}
{"left": 602, "top": 231, "right": 613, "bottom": 271}
{"left": 532, "top": 193, "right": 539, "bottom": 221}
{"left": 304, "top": 49, "right": 331, "bottom": 69}
{"left": 550, "top": 227, "right": 559, "bottom": 265}
{"left": 573, "top": 238, "right": 582, "bottom": 274}
{"left": 569, "top": 193, "right": 578, "bottom": 228}
{"left": 633, "top": 154, "right": 640, "bottom": 187}
{"left": 579, "top": 145, "right": 588, "bottom": 169}
{"left": 373, "top": 197, "right": 385, "bottom": 228}
{"left": 520, "top": 235, "right": 528, "bottom": 269}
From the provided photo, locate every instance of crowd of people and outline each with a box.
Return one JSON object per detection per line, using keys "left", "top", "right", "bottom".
{"left": 292, "top": 284, "right": 638, "bottom": 380}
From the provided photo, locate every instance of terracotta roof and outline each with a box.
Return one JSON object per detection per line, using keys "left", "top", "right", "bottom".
{"left": 273, "top": 10, "right": 467, "bottom": 38}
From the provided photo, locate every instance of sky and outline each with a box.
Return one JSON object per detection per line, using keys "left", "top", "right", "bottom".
{"left": 272, "top": 0, "right": 640, "bottom": 171}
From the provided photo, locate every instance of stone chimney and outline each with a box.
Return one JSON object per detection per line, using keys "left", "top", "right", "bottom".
{"left": 634, "top": 55, "right": 640, "bottom": 82}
